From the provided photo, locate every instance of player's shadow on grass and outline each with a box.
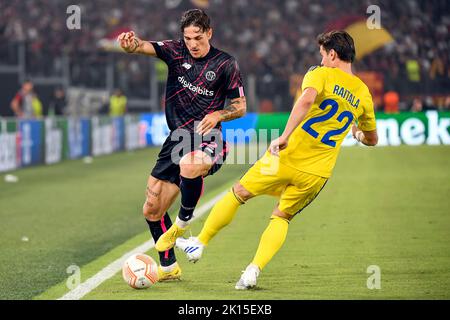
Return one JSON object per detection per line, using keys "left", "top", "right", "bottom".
{"left": 225, "top": 280, "right": 266, "bottom": 291}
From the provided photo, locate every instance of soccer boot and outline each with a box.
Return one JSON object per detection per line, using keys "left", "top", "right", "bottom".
{"left": 157, "top": 262, "right": 182, "bottom": 281}
{"left": 175, "top": 237, "right": 205, "bottom": 263}
{"left": 155, "top": 223, "right": 188, "bottom": 252}
{"left": 235, "top": 264, "right": 260, "bottom": 290}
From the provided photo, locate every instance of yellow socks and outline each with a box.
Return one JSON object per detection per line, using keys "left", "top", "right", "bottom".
{"left": 198, "top": 189, "right": 243, "bottom": 245}
{"left": 197, "top": 189, "right": 290, "bottom": 271}
{"left": 252, "top": 215, "right": 289, "bottom": 270}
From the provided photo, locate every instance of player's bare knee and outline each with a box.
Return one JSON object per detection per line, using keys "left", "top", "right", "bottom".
{"left": 180, "top": 153, "right": 211, "bottom": 178}
{"left": 233, "top": 182, "right": 253, "bottom": 202}
{"left": 142, "top": 185, "right": 163, "bottom": 220}
{"left": 142, "top": 200, "right": 162, "bottom": 221}
{"left": 272, "top": 208, "right": 293, "bottom": 221}
{"left": 180, "top": 163, "right": 203, "bottom": 178}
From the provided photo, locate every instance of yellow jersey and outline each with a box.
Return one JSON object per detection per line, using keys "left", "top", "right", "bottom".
{"left": 109, "top": 95, "right": 127, "bottom": 116}
{"left": 279, "top": 66, "right": 377, "bottom": 178}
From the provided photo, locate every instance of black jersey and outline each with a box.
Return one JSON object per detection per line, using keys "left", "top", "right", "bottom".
{"left": 150, "top": 39, "right": 245, "bottom": 132}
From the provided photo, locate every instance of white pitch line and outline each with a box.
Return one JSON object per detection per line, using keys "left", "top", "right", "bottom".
{"left": 58, "top": 190, "right": 228, "bottom": 300}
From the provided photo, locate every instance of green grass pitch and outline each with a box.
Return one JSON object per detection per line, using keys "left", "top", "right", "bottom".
{"left": 0, "top": 146, "right": 449, "bottom": 299}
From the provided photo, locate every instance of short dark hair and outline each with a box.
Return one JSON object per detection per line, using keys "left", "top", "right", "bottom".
{"left": 180, "top": 9, "right": 211, "bottom": 33}
{"left": 317, "top": 30, "right": 356, "bottom": 63}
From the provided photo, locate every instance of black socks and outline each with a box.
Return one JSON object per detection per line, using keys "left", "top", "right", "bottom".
{"left": 178, "top": 175, "right": 203, "bottom": 222}
{"left": 145, "top": 213, "right": 176, "bottom": 266}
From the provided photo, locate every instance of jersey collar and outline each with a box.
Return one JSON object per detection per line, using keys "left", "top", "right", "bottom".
{"left": 191, "top": 45, "right": 217, "bottom": 62}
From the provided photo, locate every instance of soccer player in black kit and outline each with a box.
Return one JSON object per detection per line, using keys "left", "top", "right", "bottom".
{"left": 118, "top": 9, "right": 246, "bottom": 280}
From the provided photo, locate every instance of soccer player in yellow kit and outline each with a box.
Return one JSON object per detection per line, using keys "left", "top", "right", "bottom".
{"left": 176, "top": 30, "right": 379, "bottom": 289}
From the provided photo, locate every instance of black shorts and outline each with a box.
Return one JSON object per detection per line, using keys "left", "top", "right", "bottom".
{"left": 150, "top": 130, "right": 229, "bottom": 186}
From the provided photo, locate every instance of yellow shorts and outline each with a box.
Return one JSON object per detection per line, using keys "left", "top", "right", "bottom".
{"left": 239, "top": 152, "right": 328, "bottom": 216}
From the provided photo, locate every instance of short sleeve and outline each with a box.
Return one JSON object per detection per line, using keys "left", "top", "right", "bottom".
{"left": 358, "top": 95, "right": 377, "bottom": 131}
{"left": 150, "top": 40, "right": 183, "bottom": 64}
{"left": 223, "top": 58, "right": 245, "bottom": 99}
{"left": 301, "top": 66, "right": 326, "bottom": 95}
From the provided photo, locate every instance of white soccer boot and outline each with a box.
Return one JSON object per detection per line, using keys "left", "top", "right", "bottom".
{"left": 175, "top": 236, "right": 204, "bottom": 263}
{"left": 235, "top": 264, "right": 260, "bottom": 290}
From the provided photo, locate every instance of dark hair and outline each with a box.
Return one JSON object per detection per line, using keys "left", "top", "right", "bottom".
{"left": 317, "top": 30, "right": 356, "bottom": 63}
{"left": 180, "top": 9, "right": 211, "bottom": 33}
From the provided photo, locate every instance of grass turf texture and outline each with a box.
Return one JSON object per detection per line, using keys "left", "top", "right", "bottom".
{"left": 0, "top": 148, "right": 247, "bottom": 300}
{"left": 1, "top": 146, "right": 449, "bottom": 299}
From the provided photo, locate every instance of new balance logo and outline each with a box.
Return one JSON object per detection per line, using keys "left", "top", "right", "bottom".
{"left": 182, "top": 63, "right": 192, "bottom": 70}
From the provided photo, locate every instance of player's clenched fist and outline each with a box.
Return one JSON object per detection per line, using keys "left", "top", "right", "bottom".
{"left": 117, "top": 31, "right": 140, "bottom": 53}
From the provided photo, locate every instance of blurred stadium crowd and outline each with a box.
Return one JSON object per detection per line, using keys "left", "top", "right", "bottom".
{"left": 0, "top": 0, "right": 449, "bottom": 114}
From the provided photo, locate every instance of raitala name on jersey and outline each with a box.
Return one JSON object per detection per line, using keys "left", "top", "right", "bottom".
{"left": 178, "top": 76, "right": 214, "bottom": 97}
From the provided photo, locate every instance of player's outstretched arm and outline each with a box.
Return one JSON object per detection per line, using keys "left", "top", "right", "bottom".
{"left": 117, "top": 31, "right": 157, "bottom": 57}
{"left": 352, "top": 125, "right": 378, "bottom": 146}
{"left": 196, "top": 96, "right": 247, "bottom": 135}
{"left": 269, "top": 88, "right": 317, "bottom": 155}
